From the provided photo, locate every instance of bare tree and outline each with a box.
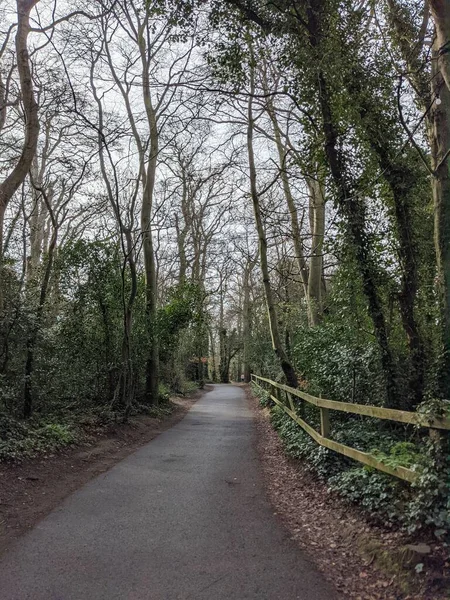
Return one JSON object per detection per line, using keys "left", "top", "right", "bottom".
{"left": 246, "top": 45, "right": 298, "bottom": 388}
{"left": 93, "top": 0, "right": 196, "bottom": 404}
{"left": 0, "top": 0, "right": 40, "bottom": 308}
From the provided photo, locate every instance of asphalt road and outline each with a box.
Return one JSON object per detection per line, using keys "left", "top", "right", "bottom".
{"left": 0, "top": 384, "right": 336, "bottom": 600}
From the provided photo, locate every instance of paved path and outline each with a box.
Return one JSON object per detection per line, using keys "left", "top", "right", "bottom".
{"left": 0, "top": 385, "right": 336, "bottom": 600}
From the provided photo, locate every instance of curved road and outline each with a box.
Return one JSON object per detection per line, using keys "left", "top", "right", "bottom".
{"left": 0, "top": 385, "right": 336, "bottom": 599}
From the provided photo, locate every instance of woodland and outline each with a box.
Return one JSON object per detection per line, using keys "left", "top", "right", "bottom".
{"left": 1, "top": 0, "right": 450, "bottom": 539}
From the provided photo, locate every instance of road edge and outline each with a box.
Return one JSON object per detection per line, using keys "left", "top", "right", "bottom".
{"left": 0, "top": 386, "right": 209, "bottom": 555}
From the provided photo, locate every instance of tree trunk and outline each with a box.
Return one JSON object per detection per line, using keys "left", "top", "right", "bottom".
{"left": 265, "top": 97, "right": 309, "bottom": 298}
{"left": 373, "top": 154, "right": 425, "bottom": 408}
{"left": 429, "top": 0, "right": 450, "bottom": 92}
{"left": 98, "top": 296, "right": 115, "bottom": 399}
{"left": 431, "top": 73, "right": 450, "bottom": 397}
{"left": 143, "top": 206, "right": 159, "bottom": 405}
{"left": 347, "top": 66, "right": 426, "bottom": 408}
{"left": 91, "top": 64, "right": 139, "bottom": 411}
{"left": 175, "top": 166, "right": 190, "bottom": 284}
{"left": 28, "top": 124, "right": 52, "bottom": 282}
{"left": 386, "top": 0, "right": 450, "bottom": 400}
{"left": 426, "top": 8, "right": 450, "bottom": 397}
{"left": 140, "top": 23, "right": 160, "bottom": 405}
{"left": 242, "top": 258, "right": 255, "bottom": 382}
{"left": 219, "top": 328, "right": 229, "bottom": 383}
{"left": 247, "top": 50, "right": 298, "bottom": 389}
{"left": 306, "top": 1, "right": 398, "bottom": 407}
{"left": 208, "top": 326, "right": 217, "bottom": 382}
{"left": 218, "top": 276, "right": 228, "bottom": 382}
{"left": 0, "top": 0, "right": 40, "bottom": 310}
{"left": 236, "top": 309, "right": 242, "bottom": 381}
{"left": 306, "top": 176, "right": 325, "bottom": 326}
{"left": 23, "top": 193, "right": 57, "bottom": 418}
{"left": 115, "top": 228, "right": 138, "bottom": 414}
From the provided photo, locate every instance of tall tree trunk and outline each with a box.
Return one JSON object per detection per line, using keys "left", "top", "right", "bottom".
{"left": 236, "top": 309, "right": 242, "bottom": 381}
{"left": 115, "top": 228, "right": 138, "bottom": 414}
{"left": 139, "top": 22, "right": 160, "bottom": 405}
{"left": 264, "top": 95, "right": 309, "bottom": 299}
{"left": 142, "top": 195, "right": 159, "bottom": 405}
{"left": 23, "top": 191, "right": 57, "bottom": 418}
{"left": 371, "top": 151, "right": 425, "bottom": 408}
{"left": 91, "top": 62, "right": 139, "bottom": 411}
{"left": 175, "top": 215, "right": 188, "bottom": 285}
{"left": 28, "top": 122, "right": 52, "bottom": 281}
{"left": 306, "top": 1, "right": 398, "bottom": 407}
{"left": 431, "top": 73, "right": 450, "bottom": 397}
{"left": 219, "top": 329, "right": 230, "bottom": 383}
{"left": 98, "top": 296, "right": 115, "bottom": 399}
{"left": 0, "top": 0, "right": 40, "bottom": 311}
{"left": 242, "top": 257, "right": 256, "bottom": 382}
{"left": 208, "top": 325, "right": 217, "bottom": 382}
{"left": 386, "top": 0, "right": 450, "bottom": 399}
{"left": 261, "top": 57, "right": 325, "bottom": 326}
{"left": 218, "top": 276, "right": 228, "bottom": 383}
{"left": 247, "top": 50, "right": 298, "bottom": 389}
{"left": 175, "top": 167, "right": 189, "bottom": 284}
{"left": 429, "top": 0, "right": 450, "bottom": 92}
{"left": 427, "top": 6, "right": 450, "bottom": 397}
{"left": 306, "top": 176, "right": 325, "bottom": 326}
{"left": 347, "top": 64, "right": 427, "bottom": 408}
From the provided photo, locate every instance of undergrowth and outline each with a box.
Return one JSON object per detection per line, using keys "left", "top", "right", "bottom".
{"left": 0, "top": 383, "right": 193, "bottom": 462}
{"left": 252, "top": 383, "right": 450, "bottom": 540}
{"left": 0, "top": 413, "right": 81, "bottom": 461}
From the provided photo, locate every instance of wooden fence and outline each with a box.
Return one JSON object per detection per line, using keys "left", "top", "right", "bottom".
{"left": 251, "top": 374, "right": 450, "bottom": 483}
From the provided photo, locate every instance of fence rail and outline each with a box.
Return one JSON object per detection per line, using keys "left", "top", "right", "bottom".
{"left": 250, "top": 374, "right": 450, "bottom": 484}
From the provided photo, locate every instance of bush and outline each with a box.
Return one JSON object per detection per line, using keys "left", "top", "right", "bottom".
{"left": 252, "top": 383, "right": 271, "bottom": 407}
{"left": 36, "top": 423, "right": 76, "bottom": 445}
{"left": 0, "top": 241, "right": 202, "bottom": 446}
{"left": 255, "top": 391, "right": 450, "bottom": 535}
{"left": 270, "top": 405, "right": 348, "bottom": 478}
{"left": 158, "top": 383, "right": 171, "bottom": 403}
{"left": 405, "top": 439, "right": 450, "bottom": 538}
{"left": 0, "top": 416, "right": 78, "bottom": 461}
{"left": 291, "top": 321, "right": 385, "bottom": 406}
{"left": 180, "top": 380, "right": 198, "bottom": 395}
{"left": 328, "top": 468, "right": 407, "bottom": 523}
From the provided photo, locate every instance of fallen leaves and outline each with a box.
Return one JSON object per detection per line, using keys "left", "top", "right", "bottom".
{"left": 247, "top": 388, "right": 449, "bottom": 600}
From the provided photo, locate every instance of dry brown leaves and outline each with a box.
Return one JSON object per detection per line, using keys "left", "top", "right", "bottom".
{"left": 247, "top": 389, "right": 449, "bottom": 600}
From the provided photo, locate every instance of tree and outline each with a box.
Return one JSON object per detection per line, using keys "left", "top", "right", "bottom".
{"left": 0, "top": 0, "right": 40, "bottom": 309}
{"left": 258, "top": 54, "right": 326, "bottom": 326}
{"left": 246, "top": 41, "right": 298, "bottom": 388}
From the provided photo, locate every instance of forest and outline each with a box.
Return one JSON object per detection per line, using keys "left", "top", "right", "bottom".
{"left": 1, "top": 0, "right": 450, "bottom": 545}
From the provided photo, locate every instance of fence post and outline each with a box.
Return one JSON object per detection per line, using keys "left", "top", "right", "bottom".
{"left": 320, "top": 393, "right": 330, "bottom": 438}
{"left": 298, "top": 395, "right": 305, "bottom": 418}
{"left": 275, "top": 385, "right": 282, "bottom": 405}
{"left": 285, "top": 390, "right": 295, "bottom": 412}
{"left": 320, "top": 408, "right": 330, "bottom": 438}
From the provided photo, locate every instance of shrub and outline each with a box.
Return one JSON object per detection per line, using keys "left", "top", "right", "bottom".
{"left": 328, "top": 468, "right": 407, "bottom": 523}
{"left": 158, "top": 383, "right": 171, "bottom": 403}
{"left": 0, "top": 417, "right": 78, "bottom": 461}
{"left": 256, "top": 393, "right": 450, "bottom": 535}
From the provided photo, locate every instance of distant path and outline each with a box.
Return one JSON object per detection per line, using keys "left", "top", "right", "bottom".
{"left": 0, "top": 385, "right": 336, "bottom": 600}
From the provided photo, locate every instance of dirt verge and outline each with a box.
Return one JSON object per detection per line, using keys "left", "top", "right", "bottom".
{"left": 0, "top": 387, "right": 207, "bottom": 556}
{"left": 247, "top": 386, "right": 449, "bottom": 600}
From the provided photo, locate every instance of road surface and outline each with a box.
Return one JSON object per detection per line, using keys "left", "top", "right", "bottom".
{"left": 0, "top": 384, "right": 336, "bottom": 599}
